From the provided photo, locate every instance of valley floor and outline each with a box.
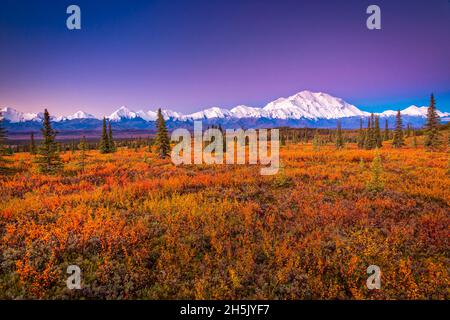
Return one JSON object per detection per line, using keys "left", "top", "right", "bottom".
{"left": 0, "top": 140, "right": 449, "bottom": 299}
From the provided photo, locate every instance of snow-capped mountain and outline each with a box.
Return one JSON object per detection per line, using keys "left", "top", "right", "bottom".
{"left": 57, "top": 110, "right": 97, "bottom": 121}
{"left": 262, "top": 91, "right": 370, "bottom": 120}
{"left": 2, "top": 91, "right": 449, "bottom": 130}
{"left": 160, "top": 109, "right": 184, "bottom": 120}
{"left": 133, "top": 110, "right": 156, "bottom": 121}
{"left": 106, "top": 107, "right": 185, "bottom": 121}
{"left": 0, "top": 107, "right": 48, "bottom": 122}
{"left": 378, "top": 110, "right": 398, "bottom": 117}
{"left": 107, "top": 106, "right": 141, "bottom": 121}
{"left": 378, "top": 105, "right": 450, "bottom": 118}
{"left": 185, "top": 107, "right": 233, "bottom": 120}
{"left": 230, "top": 105, "right": 266, "bottom": 118}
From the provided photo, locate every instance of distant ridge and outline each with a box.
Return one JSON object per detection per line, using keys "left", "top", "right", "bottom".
{"left": 1, "top": 91, "right": 449, "bottom": 131}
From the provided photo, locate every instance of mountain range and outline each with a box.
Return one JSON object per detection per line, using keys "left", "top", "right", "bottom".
{"left": 1, "top": 91, "right": 449, "bottom": 132}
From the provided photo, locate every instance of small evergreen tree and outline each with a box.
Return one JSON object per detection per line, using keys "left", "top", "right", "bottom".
{"left": 367, "top": 148, "right": 384, "bottom": 192}
{"left": 335, "top": 120, "right": 344, "bottom": 149}
{"left": 108, "top": 120, "right": 116, "bottom": 152}
{"left": 383, "top": 119, "right": 389, "bottom": 141}
{"left": 364, "top": 115, "right": 375, "bottom": 150}
{"left": 30, "top": 132, "right": 37, "bottom": 154}
{"left": 0, "top": 112, "right": 7, "bottom": 173}
{"left": 99, "top": 117, "right": 110, "bottom": 153}
{"left": 35, "top": 109, "right": 62, "bottom": 174}
{"left": 363, "top": 118, "right": 370, "bottom": 149}
{"left": 312, "top": 130, "right": 319, "bottom": 151}
{"left": 412, "top": 130, "right": 418, "bottom": 148}
{"left": 280, "top": 130, "right": 286, "bottom": 146}
{"left": 406, "top": 123, "right": 412, "bottom": 138}
{"left": 357, "top": 118, "right": 365, "bottom": 149}
{"left": 78, "top": 136, "right": 87, "bottom": 172}
{"left": 71, "top": 139, "right": 76, "bottom": 154}
{"left": 424, "top": 94, "right": 442, "bottom": 151}
{"left": 374, "top": 116, "right": 383, "bottom": 148}
{"left": 219, "top": 125, "right": 226, "bottom": 153}
{"left": 154, "top": 108, "right": 170, "bottom": 158}
{"left": 392, "top": 110, "right": 405, "bottom": 148}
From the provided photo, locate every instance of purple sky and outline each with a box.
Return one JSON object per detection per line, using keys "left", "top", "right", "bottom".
{"left": 0, "top": 0, "right": 449, "bottom": 117}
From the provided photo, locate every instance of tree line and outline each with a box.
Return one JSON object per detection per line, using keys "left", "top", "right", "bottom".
{"left": 0, "top": 108, "right": 172, "bottom": 174}
{"left": 0, "top": 94, "right": 448, "bottom": 175}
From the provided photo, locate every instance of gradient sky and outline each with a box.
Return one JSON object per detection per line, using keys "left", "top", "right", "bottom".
{"left": 1, "top": 0, "right": 449, "bottom": 117}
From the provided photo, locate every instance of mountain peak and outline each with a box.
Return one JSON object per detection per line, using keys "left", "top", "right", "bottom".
{"left": 2, "top": 90, "right": 449, "bottom": 124}
{"left": 108, "top": 106, "right": 139, "bottom": 121}
{"left": 230, "top": 105, "right": 264, "bottom": 118}
{"left": 263, "top": 91, "right": 369, "bottom": 119}
{"left": 57, "top": 110, "right": 96, "bottom": 121}
{"left": 186, "top": 107, "right": 232, "bottom": 120}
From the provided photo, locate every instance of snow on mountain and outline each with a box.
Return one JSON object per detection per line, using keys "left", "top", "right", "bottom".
{"left": 262, "top": 91, "right": 370, "bottom": 120}
{"left": 56, "top": 110, "right": 97, "bottom": 121}
{"left": 160, "top": 109, "right": 184, "bottom": 120}
{"left": 402, "top": 105, "right": 429, "bottom": 117}
{"left": 403, "top": 105, "right": 449, "bottom": 117}
{"left": 230, "top": 105, "right": 266, "bottom": 118}
{"left": 0, "top": 107, "right": 47, "bottom": 122}
{"left": 378, "top": 105, "right": 450, "bottom": 118}
{"left": 107, "top": 107, "right": 184, "bottom": 121}
{"left": 378, "top": 110, "right": 397, "bottom": 117}
{"left": 185, "top": 107, "right": 233, "bottom": 120}
{"left": 2, "top": 91, "right": 449, "bottom": 125}
{"left": 107, "top": 106, "right": 141, "bottom": 121}
{"left": 133, "top": 110, "right": 156, "bottom": 121}
{"left": 0, "top": 107, "right": 23, "bottom": 122}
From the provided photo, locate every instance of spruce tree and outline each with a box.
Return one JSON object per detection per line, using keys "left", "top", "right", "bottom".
{"left": 219, "top": 125, "right": 226, "bottom": 153}
{"left": 406, "top": 123, "right": 412, "bottom": 138}
{"left": 363, "top": 118, "right": 371, "bottom": 149}
{"left": 78, "top": 136, "right": 87, "bottom": 172}
{"left": 35, "top": 109, "right": 62, "bottom": 174}
{"left": 335, "top": 120, "right": 344, "bottom": 149}
{"left": 367, "top": 148, "right": 384, "bottom": 192}
{"left": 412, "top": 130, "right": 418, "bottom": 148}
{"left": 424, "top": 94, "right": 442, "bottom": 151}
{"left": 0, "top": 112, "right": 7, "bottom": 172}
{"left": 312, "top": 130, "right": 319, "bottom": 151}
{"left": 369, "top": 114, "right": 377, "bottom": 149}
{"left": 357, "top": 118, "right": 365, "bottom": 149}
{"left": 383, "top": 118, "right": 389, "bottom": 141}
{"left": 108, "top": 120, "right": 116, "bottom": 152}
{"left": 0, "top": 112, "right": 6, "bottom": 151}
{"left": 71, "top": 139, "right": 76, "bottom": 154}
{"left": 364, "top": 115, "right": 376, "bottom": 150}
{"left": 374, "top": 116, "right": 383, "bottom": 148}
{"left": 392, "top": 110, "right": 405, "bottom": 148}
{"left": 99, "top": 117, "right": 110, "bottom": 153}
{"left": 155, "top": 108, "right": 170, "bottom": 159}
{"left": 30, "top": 132, "right": 37, "bottom": 154}
{"left": 280, "top": 133, "right": 286, "bottom": 146}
